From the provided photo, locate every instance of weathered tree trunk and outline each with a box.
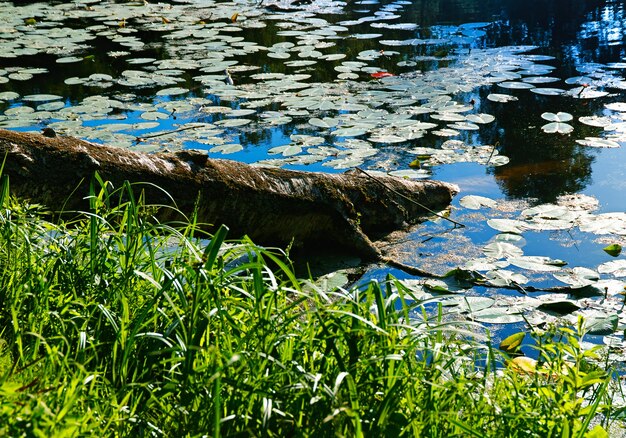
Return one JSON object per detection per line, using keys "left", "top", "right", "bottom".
{"left": 0, "top": 129, "right": 458, "bottom": 258}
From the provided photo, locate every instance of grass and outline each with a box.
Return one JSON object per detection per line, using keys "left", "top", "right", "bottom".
{"left": 0, "top": 173, "right": 621, "bottom": 437}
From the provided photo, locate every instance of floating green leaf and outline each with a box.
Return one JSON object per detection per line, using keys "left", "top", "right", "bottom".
{"left": 538, "top": 299, "right": 581, "bottom": 315}
{"left": 499, "top": 332, "right": 525, "bottom": 353}
{"left": 603, "top": 244, "right": 622, "bottom": 257}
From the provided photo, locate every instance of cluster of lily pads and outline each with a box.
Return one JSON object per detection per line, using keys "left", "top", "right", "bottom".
{"left": 0, "top": 0, "right": 622, "bottom": 177}
{"left": 375, "top": 192, "right": 626, "bottom": 352}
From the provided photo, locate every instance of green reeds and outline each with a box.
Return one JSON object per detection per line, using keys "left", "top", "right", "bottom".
{"left": 0, "top": 174, "right": 619, "bottom": 437}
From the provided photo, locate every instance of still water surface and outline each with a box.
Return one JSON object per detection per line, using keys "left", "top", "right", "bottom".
{"left": 3, "top": 0, "right": 626, "bottom": 338}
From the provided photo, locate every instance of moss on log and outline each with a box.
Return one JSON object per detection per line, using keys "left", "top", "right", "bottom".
{"left": 0, "top": 129, "right": 458, "bottom": 258}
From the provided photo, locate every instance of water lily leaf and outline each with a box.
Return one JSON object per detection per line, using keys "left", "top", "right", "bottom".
{"left": 156, "top": 87, "right": 188, "bottom": 96}
{"left": 56, "top": 56, "right": 83, "bottom": 64}
{"left": 541, "top": 112, "right": 573, "bottom": 122}
{"left": 578, "top": 213, "right": 626, "bottom": 235}
{"left": 463, "top": 258, "right": 509, "bottom": 272}
{"left": 442, "top": 296, "right": 495, "bottom": 313}
{"left": 553, "top": 267, "right": 599, "bottom": 288}
{"left": 22, "top": 94, "right": 63, "bottom": 102}
{"left": 603, "top": 244, "right": 622, "bottom": 257}
{"left": 567, "top": 87, "right": 608, "bottom": 99}
{"left": 486, "top": 219, "right": 528, "bottom": 234}
{"left": 448, "top": 122, "right": 480, "bottom": 131}
{"left": 538, "top": 299, "right": 581, "bottom": 315}
{"left": 487, "top": 93, "right": 518, "bottom": 103}
{"left": 542, "top": 122, "right": 574, "bottom": 134}
{"left": 575, "top": 137, "right": 620, "bottom": 148}
{"left": 465, "top": 113, "right": 495, "bottom": 124}
{"left": 214, "top": 118, "right": 252, "bottom": 128}
{"left": 430, "top": 112, "right": 466, "bottom": 122}
{"left": 499, "top": 332, "right": 525, "bottom": 353}
{"left": 498, "top": 81, "right": 535, "bottom": 89}
{"left": 579, "top": 116, "right": 613, "bottom": 128}
{"left": 487, "top": 155, "right": 510, "bottom": 166}
{"left": 423, "top": 279, "right": 467, "bottom": 294}
{"left": 268, "top": 52, "right": 290, "bottom": 59}
{"left": 323, "top": 157, "right": 364, "bottom": 169}
{"left": 369, "top": 134, "right": 408, "bottom": 143}
{"left": 597, "top": 259, "right": 626, "bottom": 277}
{"left": 471, "top": 307, "right": 524, "bottom": 324}
{"left": 508, "top": 256, "right": 567, "bottom": 272}
{"left": 530, "top": 87, "right": 566, "bottom": 96}
{"left": 483, "top": 242, "right": 524, "bottom": 259}
{"left": 0, "top": 91, "right": 20, "bottom": 101}
{"left": 459, "top": 195, "right": 497, "bottom": 210}
{"left": 332, "top": 127, "right": 368, "bottom": 137}
{"left": 484, "top": 269, "right": 528, "bottom": 286}
{"left": 605, "top": 102, "right": 626, "bottom": 112}
{"left": 586, "top": 279, "right": 626, "bottom": 297}
{"left": 584, "top": 314, "right": 618, "bottom": 335}
{"left": 209, "top": 143, "right": 243, "bottom": 154}
{"left": 140, "top": 111, "right": 168, "bottom": 121}
{"left": 315, "top": 271, "right": 350, "bottom": 291}
{"left": 495, "top": 233, "right": 526, "bottom": 245}
{"left": 522, "top": 76, "right": 560, "bottom": 84}
{"left": 387, "top": 169, "right": 430, "bottom": 179}
{"left": 510, "top": 356, "right": 537, "bottom": 373}
{"left": 432, "top": 128, "right": 460, "bottom": 137}
{"left": 268, "top": 144, "right": 302, "bottom": 156}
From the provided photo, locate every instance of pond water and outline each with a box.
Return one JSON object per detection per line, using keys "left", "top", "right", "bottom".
{"left": 2, "top": 0, "right": 626, "bottom": 349}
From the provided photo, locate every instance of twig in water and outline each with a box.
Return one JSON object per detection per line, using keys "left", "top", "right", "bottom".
{"left": 485, "top": 141, "right": 500, "bottom": 166}
{"left": 134, "top": 124, "right": 204, "bottom": 143}
{"left": 355, "top": 167, "right": 465, "bottom": 228}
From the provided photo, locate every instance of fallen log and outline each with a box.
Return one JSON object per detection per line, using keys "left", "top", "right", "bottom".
{"left": 0, "top": 129, "right": 458, "bottom": 259}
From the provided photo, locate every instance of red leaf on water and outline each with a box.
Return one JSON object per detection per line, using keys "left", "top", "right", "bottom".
{"left": 371, "top": 72, "right": 394, "bottom": 79}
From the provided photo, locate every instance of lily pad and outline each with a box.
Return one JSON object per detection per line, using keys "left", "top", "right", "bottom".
{"left": 487, "top": 93, "right": 518, "bottom": 103}
{"left": 471, "top": 307, "right": 525, "bottom": 324}
{"left": 541, "top": 112, "right": 573, "bottom": 122}
{"left": 485, "top": 269, "right": 529, "bottom": 287}
{"left": 209, "top": 144, "right": 243, "bottom": 154}
{"left": 538, "top": 299, "right": 581, "bottom": 315}
{"left": 597, "top": 259, "right": 626, "bottom": 277}
{"left": 542, "top": 122, "right": 574, "bottom": 134}
{"left": 459, "top": 195, "right": 497, "bottom": 210}
{"left": 483, "top": 242, "right": 524, "bottom": 259}
{"left": 442, "top": 296, "right": 495, "bottom": 313}
{"left": 584, "top": 314, "right": 618, "bottom": 335}
{"left": 486, "top": 219, "right": 528, "bottom": 234}
{"left": 553, "top": 267, "right": 599, "bottom": 288}
{"left": 508, "top": 256, "right": 567, "bottom": 272}
{"left": 575, "top": 137, "right": 620, "bottom": 148}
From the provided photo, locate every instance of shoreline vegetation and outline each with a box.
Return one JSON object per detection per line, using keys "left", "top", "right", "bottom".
{"left": 0, "top": 175, "right": 622, "bottom": 437}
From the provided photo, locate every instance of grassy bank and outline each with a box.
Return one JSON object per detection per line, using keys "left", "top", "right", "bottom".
{"left": 0, "top": 176, "right": 620, "bottom": 437}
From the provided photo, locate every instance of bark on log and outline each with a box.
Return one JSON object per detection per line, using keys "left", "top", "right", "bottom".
{"left": 0, "top": 129, "right": 458, "bottom": 259}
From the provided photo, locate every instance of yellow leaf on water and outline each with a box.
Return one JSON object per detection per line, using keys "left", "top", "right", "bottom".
{"left": 509, "top": 356, "right": 537, "bottom": 374}
{"left": 499, "top": 332, "right": 525, "bottom": 354}
{"left": 586, "top": 425, "right": 609, "bottom": 438}
{"left": 231, "top": 13, "right": 239, "bottom": 23}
